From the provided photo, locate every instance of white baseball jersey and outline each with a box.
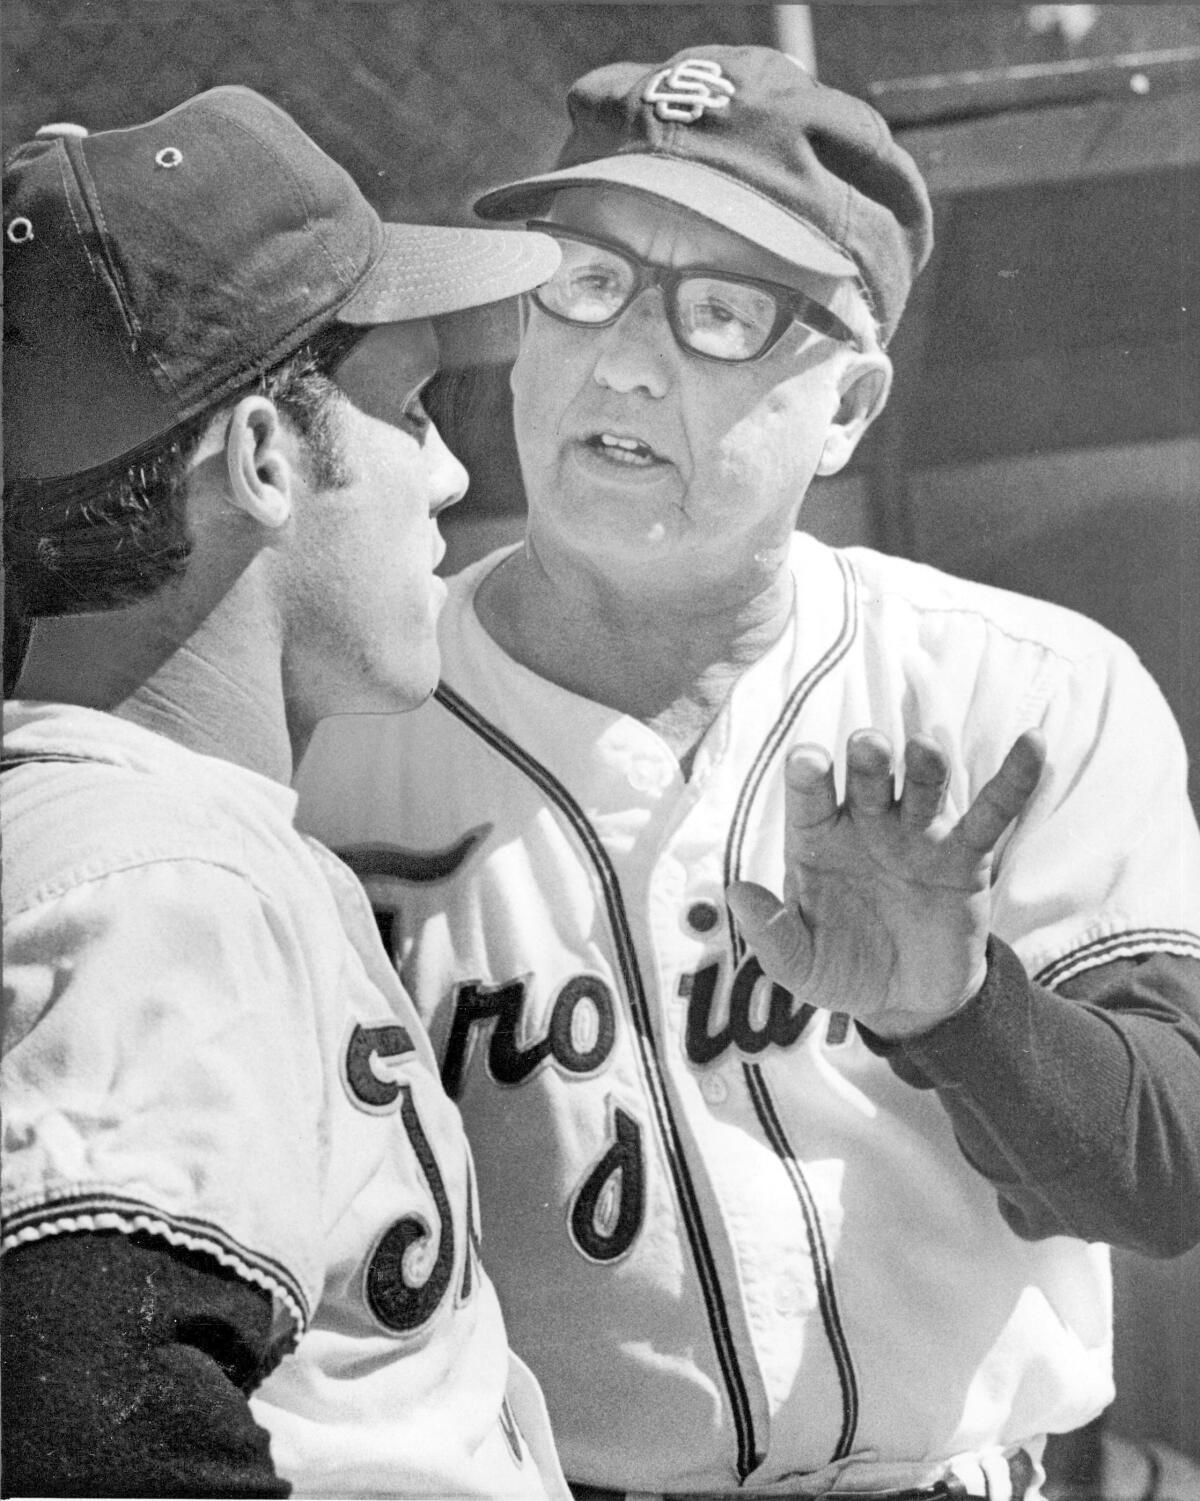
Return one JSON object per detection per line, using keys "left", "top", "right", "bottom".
{"left": 297, "top": 534, "right": 1200, "bottom": 1496}
{"left": 2, "top": 701, "right": 567, "bottom": 1501}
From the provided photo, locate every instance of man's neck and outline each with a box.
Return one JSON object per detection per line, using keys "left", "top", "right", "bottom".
{"left": 16, "top": 600, "right": 295, "bottom": 786}
{"left": 475, "top": 539, "right": 795, "bottom": 771}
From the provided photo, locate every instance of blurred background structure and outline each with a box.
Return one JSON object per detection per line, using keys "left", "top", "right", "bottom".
{"left": 4, "top": 0, "right": 1198, "bottom": 1477}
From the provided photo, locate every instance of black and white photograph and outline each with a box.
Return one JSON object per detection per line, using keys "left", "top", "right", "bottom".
{"left": 3, "top": 4, "right": 1199, "bottom": 1498}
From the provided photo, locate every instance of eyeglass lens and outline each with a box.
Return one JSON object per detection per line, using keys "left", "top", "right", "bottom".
{"left": 535, "top": 235, "right": 784, "bottom": 362}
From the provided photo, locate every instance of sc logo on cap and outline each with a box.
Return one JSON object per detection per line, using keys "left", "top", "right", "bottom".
{"left": 643, "top": 59, "right": 736, "bottom": 124}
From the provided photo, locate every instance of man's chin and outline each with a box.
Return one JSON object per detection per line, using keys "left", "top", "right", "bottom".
{"left": 340, "top": 670, "right": 440, "bottom": 719}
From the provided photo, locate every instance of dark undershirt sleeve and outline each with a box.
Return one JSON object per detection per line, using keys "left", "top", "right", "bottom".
{"left": 1, "top": 1229, "right": 291, "bottom": 1498}
{"left": 860, "top": 939, "right": 1200, "bottom": 1256}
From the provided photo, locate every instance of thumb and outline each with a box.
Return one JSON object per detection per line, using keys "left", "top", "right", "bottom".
{"left": 726, "top": 881, "right": 813, "bottom": 990}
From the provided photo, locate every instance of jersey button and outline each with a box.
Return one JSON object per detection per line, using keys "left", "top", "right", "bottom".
{"left": 774, "top": 1281, "right": 804, "bottom": 1317}
{"left": 686, "top": 900, "right": 721, "bottom": 934}
{"left": 700, "top": 1070, "right": 728, "bottom": 1105}
{"left": 628, "top": 753, "right": 674, "bottom": 794}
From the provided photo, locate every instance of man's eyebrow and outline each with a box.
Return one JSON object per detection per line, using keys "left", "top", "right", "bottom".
{"left": 542, "top": 219, "right": 818, "bottom": 292}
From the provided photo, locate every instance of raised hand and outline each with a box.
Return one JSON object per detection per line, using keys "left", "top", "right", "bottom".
{"left": 725, "top": 728, "right": 1046, "bottom": 1039}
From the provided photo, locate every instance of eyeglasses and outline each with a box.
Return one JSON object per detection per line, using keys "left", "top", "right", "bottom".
{"left": 527, "top": 221, "right": 859, "bottom": 363}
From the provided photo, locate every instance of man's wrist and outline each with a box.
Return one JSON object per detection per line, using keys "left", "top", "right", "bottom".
{"left": 859, "top": 941, "right": 997, "bottom": 1052}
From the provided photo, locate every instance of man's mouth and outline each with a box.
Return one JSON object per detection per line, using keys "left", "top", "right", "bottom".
{"left": 584, "top": 432, "right": 664, "bottom": 467}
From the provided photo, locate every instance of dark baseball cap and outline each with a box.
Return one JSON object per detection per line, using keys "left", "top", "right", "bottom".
{"left": 3, "top": 85, "right": 560, "bottom": 479}
{"left": 474, "top": 46, "right": 933, "bottom": 343}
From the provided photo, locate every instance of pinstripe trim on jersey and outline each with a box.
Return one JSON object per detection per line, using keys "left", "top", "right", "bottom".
{"left": 724, "top": 552, "right": 859, "bottom": 965}
{"left": 744, "top": 1065, "right": 859, "bottom": 1461}
{"left": 1034, "top": 928, "right": 1200, "bottom": 989}
{"left": 721, "top": 553, "right": 861, "bottom": 1459}
{"left": 434, "top": 682, "right": 761, "bottom": 1482}
{"left": 2, "top": 1192, "right": 311, "bottom": 1334}
{"left": 1, "top": 752, "right": 103, "bottom": 770}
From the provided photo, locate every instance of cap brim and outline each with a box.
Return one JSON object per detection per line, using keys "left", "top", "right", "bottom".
{"left": 475, "top": 156, "right": 857, "bottom": 281}
{"left": 338, "top": 223, "right": 560, "bottom": 323}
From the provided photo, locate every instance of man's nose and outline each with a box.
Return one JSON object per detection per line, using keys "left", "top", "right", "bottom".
{"left": 424, "top": 419, "right": 469, "bottom": 514}
{"left": 591, "top": 287, "right": 675, "bottom": 398}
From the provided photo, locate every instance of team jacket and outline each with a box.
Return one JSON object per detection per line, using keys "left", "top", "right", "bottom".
{"left": 296, "top": 535, "right": 1200, "bottom": 1495}
{"left": 1, "top": 701, "right": 567, "bottom": 1500}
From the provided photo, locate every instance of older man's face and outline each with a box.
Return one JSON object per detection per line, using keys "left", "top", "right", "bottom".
{"left": 509, "top": 186, "right": 885, "bottom": 596}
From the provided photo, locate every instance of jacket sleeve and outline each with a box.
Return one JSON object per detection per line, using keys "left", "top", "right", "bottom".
{"left": 863, "top": 939, "right": 1200, "bottom": 1256}
{"left": 2, "top": 1229, "right": 290, "bottom": 1498}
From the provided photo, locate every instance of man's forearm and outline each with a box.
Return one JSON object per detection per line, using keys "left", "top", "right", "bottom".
{"left": 867, "top": 941, "right": 1200, "bottom": 1255}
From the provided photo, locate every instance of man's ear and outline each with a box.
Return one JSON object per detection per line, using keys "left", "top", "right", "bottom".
{"left": 816, "top": 351, "right": 893, "bottom": 477}
{"left": 224, "top": 395, "right": 295, "bottom": 529}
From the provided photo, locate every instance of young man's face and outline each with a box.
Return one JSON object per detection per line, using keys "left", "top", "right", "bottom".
{"left": 283, "top": 320, "right": 466, "bottom": 722}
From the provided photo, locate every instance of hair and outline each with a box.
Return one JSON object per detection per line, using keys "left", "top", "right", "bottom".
{"left": 813, "top": 272, "right": 884, "bottom": 357}
{"left": 3, "top": 320, "right": 368, "bottom": 623}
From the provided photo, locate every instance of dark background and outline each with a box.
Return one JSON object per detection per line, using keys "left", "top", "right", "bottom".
{"left": 4, "top": 0, "right": 1199, "bottom": 1465}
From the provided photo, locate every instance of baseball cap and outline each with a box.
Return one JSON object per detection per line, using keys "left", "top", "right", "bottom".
{"left": 474, "top": 46, "right": 933, "bottom": 343}
{"left": 3, "top": 86, "right": 560, "bottom": 479}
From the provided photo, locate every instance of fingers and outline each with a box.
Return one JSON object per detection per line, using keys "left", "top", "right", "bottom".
{"left": 845, "top": 730, "right": 893, "bottom": 815}
{"left": 783, "top": 744, "right": 838, "bottom": 829}
{"left": 958, "top": 728, "right": 1047, "bottom": 854}
{"left": 899, "top": 735, "right": 950, "bottom": 829}
{"left": 842, "top": 732, "right": 950, "bottom": 827}
{"left": 725, "top": 880, "right": 813, "bottom": 990}
{"left": 789, "top": 730, "right": 999, "bottom": 838}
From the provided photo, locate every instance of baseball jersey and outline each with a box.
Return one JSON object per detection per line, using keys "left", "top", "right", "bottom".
{"left": 1, "top": 701, "right": 568, "bottom": 1501}
{"left": 296, "top": 534, "right": 1200, "bottom": 1495}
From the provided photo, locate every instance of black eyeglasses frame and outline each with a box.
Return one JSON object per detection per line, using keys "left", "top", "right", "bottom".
{"left": 526, "top": 220, "right": 861, "bottom": 362}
